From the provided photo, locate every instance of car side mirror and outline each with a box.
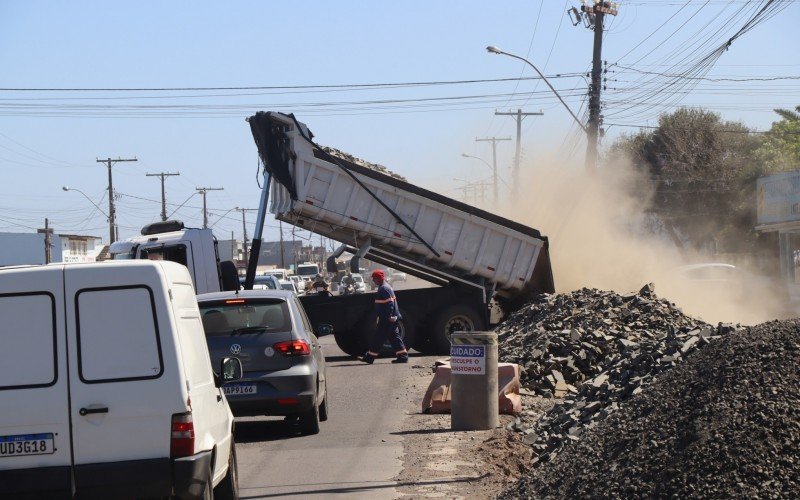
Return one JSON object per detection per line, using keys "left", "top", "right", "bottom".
{"left": 317, "top": 323, "right": 333, "bottom": 336}
{"left": 215, "top": 357, "right": 243, "bottom": 388}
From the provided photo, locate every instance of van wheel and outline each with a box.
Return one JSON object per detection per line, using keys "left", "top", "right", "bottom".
{"left": 319, "top": 380, "right": 329, "bottom": 422}
{"left": 430, "top": 306, "right": 485, "bottom": 354}
{"left": 213, "top": 442, "right": 239, "bottom": 500}
{"left": 299, "top": 400, "right": 321, "bottom": 435}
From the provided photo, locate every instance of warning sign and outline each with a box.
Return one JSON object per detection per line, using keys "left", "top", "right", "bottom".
{"left": 450, "top": 345, "right": 486, "bottom": 375}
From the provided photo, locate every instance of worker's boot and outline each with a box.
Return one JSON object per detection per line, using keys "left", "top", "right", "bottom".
{"left": 361, "top": 352, "right": 375, "bottom": 364}
{"left": 391, "top": 354, "right": 409, "bottom": 364}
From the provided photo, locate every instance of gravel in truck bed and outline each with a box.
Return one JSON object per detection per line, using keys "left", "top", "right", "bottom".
{"left": 321, "top": 146, "right": 407, "bottom": 181}
{"left": 500, "top": 319, "right": 800, "bottom": 498}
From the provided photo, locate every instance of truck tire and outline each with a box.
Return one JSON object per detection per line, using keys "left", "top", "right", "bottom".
{"left": 429, "top": 305, "right": 485, "bottom": 354}
{"left": 333, "top": 329, "right": 361, "bottom": 358}
{"left": 214, "top": 442, "right": 239, "bottom": 500}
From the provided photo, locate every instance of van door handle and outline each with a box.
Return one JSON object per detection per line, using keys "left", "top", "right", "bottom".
{"left": 79, "top": 407, "right": 109, "bottom": 416}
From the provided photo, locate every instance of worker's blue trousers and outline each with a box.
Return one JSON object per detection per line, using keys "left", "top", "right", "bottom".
{"left": 368, "top": 321, "right": 407, "bottom": 355}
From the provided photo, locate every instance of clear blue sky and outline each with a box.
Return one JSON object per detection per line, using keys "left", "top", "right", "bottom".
{"left": 0, "top": 1, "right": 796, "bottom": 243}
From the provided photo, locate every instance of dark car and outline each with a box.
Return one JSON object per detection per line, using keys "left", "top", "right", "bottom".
{"left": 197, "top": 289, "right": 329, "bottom": 435}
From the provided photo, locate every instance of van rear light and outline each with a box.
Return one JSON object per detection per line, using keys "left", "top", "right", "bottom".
{"left": 170, "top": 412, "right": 195, "bottom": 458}
{"left": 274, "top": 340, "right": 311, "bottom": 356}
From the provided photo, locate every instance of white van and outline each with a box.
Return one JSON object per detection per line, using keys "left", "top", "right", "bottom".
{"left": 0, "top": 260, "right": 241, "bottom": 499}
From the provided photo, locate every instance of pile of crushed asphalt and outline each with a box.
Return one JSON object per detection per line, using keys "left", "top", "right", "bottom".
{"left": 497, "top": 284, "right": 717, "bottom": 397}
{"left": 500, "top": 319, "right": 800, "bottom": 498}
{"left": 498, "top": 285, "right": 740, "bottom": 462}
{"left": 321, "top": 146, "right": 407, "bottom": 181}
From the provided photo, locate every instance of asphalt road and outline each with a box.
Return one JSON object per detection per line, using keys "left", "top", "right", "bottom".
{"left": 234, "top": 334, "right": 429, "bottom": 499}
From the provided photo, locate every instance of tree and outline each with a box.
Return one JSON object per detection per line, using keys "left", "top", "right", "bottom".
{"left": 753, "top": 106, "right": 800, "bottom": 174}
{"left": 610, "top": 108, "right": 760, "bottom": 252}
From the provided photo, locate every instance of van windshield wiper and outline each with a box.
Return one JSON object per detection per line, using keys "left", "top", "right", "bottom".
{"left": 231, "top": 326, "right": 268, "bottom": 335}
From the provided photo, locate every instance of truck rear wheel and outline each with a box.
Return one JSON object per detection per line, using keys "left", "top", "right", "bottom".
{"left": 429, "top": 305, "right": 485, "bottom": 354}
{"left": 333, "top": 329, "right": 361, "bottom": 358}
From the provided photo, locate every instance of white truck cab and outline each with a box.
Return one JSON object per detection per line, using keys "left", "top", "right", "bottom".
{"left": 109, "top": 220, "right": 239, "bottom": 295}
{"left": 0, "top": 260, "right": 241, "bottom": 499}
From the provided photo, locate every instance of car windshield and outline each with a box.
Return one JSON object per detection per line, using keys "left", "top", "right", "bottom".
{"left": 280, "top": 283, "right": 294, "bottom": 291}
{"left": 200, "top": 299, "right": 291, "bottom": 336}
{"left": 240, "top": 276, "right": 277, "bottom": 289}
{"left": 353, "top": 275, "right": 363, "bottom": 283}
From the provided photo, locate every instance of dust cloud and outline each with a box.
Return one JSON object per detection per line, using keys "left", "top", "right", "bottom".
{"left": 489, "top": 154, "right": 787, "bottom": 326}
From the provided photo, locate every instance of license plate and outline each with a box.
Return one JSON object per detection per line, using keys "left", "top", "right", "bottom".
{"left": 224, "top": 384, "right": 256, "bottom": 396}
{"left": 0, "top": 433, "right": 55, "bottom": 457}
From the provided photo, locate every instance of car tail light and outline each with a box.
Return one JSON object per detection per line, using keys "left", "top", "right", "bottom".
{"left": 274, "top": 340, "right": 311, "bottom": 356}
{"left": 170, "top": 412, "right": 195, "bottom": 458}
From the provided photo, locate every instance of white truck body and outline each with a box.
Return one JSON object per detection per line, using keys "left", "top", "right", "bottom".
{"left": 248, "top": 112, "right": 553, "bottom": 298}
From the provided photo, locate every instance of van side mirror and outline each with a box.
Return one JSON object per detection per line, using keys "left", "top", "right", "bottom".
{"left": 317, "top": 323, "right": 333, "bottom": 336}
{"left": 218, "top": 357, "right": 242, "bottom": 387}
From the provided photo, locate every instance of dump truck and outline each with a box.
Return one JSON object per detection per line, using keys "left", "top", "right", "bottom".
{"left": 247, "top": 111, "right": 554, "bottom": 356}
{"left": 109, "top": 112, "right": 554, "bottom": 356}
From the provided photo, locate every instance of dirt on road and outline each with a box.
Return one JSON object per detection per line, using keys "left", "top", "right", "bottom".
{"left": 395, "top": 363, "right": 553, "bottom": 499}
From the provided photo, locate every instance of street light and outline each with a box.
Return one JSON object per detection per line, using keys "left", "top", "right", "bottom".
{"left": 461, "top": 153, "right": 498, "bottom": 203}
{"left": 486, "top": 45, "right": 587, "bottom": 135}
{"left": 62, "top": 186, "right": 109, "bottom": 218}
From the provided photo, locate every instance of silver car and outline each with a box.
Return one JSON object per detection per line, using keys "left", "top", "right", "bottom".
{"left": 197, "top": 290, "right": 329, "bottom": 435}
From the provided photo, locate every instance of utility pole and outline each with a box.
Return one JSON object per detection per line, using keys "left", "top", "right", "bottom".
{"left": 576, "top": 1, "right": 618, "bottom": 170}
{"left": 279, "top": 220, "right": 286, "bottom": 269}
{"left": 196, "top": 187, "right": 224, "bottom": 228}
{"left": 235, "top": 207, "right": 257, "bottom": 265}
{"left": 44, "top": 218, "right": 53, "bottom": 264}
{"left": 494, "top": 110, "right": 543, "bottom": 196}
{"left": 475, "top": 136, "right": 511, "bottom": 204}
{"left": 97, "top": 156, "right": 137, "bottom": 244}
{"left": 146, "top": 172, "right": 180, "bottom": 221}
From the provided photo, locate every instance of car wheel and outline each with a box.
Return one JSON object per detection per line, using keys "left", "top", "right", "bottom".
{"left": 213, "top": 442, "right": 239, "bottom": 500}
{"left": 299, "top": 399, "right": 321, "bottom": 435}
{"left": 318, "top": 380, "right": 329, "bottom": 422}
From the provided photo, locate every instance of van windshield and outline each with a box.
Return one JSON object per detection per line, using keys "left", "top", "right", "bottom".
{"left": 199, "top": 299, "right": 291, "bottom": 336}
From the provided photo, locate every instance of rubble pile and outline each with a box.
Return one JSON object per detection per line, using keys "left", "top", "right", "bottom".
{"left": 497, "top": 284, "right": 712, "bottom": 397}
{"left": 499, "top": 285, "right": 739, "bottom": 463}
{"left": 321, "top": 146, "right": 407, "bottom": 181}
{"left": 501, "top": 319, "right": 800, "bottom": 498}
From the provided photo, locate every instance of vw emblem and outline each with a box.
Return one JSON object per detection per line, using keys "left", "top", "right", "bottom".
{"left": 230, "top": 344, "right": 242, "bottom": 355}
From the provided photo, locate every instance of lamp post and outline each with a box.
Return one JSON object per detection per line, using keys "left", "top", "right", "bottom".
{"left": 486, "top": 46, "right": 593, "bottom": 169}
{"left": 461, "top": 153, "right": 498, "bottom": 203}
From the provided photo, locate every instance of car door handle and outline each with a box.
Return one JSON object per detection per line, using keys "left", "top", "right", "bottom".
{"left": 79, "top": 406, "right": 109, "bottom": 416}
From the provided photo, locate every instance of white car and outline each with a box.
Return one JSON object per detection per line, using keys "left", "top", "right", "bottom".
{"left": 350, "top": 274, "right": 367, "bottom": 294}
{"left": 279, "top": 279, "right": 301, "bottom": 294}
{"left": 0, "top": 260, "right": 241, "bottom": 498}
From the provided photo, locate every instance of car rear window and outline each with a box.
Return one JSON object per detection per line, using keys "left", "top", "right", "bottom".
{"left": 199, "top": 299, "right": 291, "bottom": 336}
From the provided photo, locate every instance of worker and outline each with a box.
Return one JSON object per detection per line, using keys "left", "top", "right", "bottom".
{"left": 362, "top": 269, "right": 408, "bottom": 364}
{"left": 312, "top": 273, "right": 327, "bottom": 290}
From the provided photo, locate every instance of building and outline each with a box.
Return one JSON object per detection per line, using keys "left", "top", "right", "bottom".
{"left": 756, "top": 170, "right": 800, "bottom": 302}
{"left": 0, "top": 231, "right": 102, "bottom": 267}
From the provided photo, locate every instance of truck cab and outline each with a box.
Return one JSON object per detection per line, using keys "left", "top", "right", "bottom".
{"left": 108, "top": 220, "right": 239, "bottom": 295}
